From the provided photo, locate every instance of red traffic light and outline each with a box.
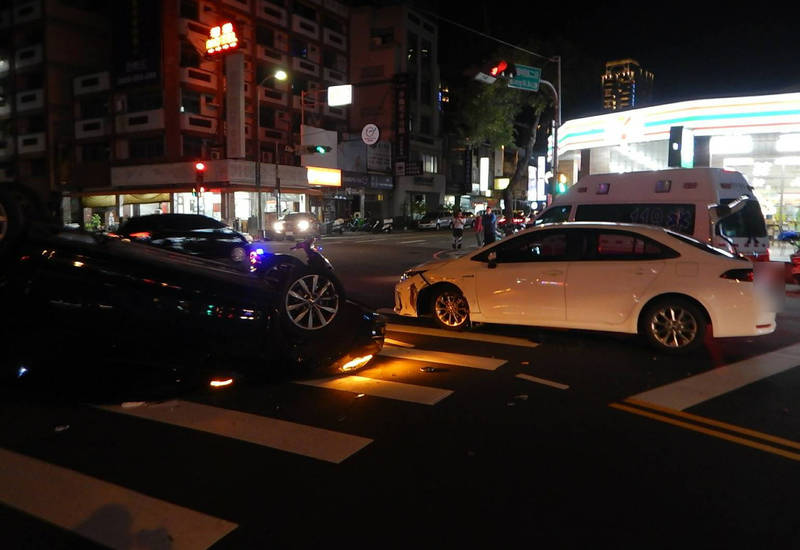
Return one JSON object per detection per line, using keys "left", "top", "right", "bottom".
{"left": 490, "top": 60, "right": 508, "bottom": 77}
{"left": 195, "top": 162, "right": 206, "bottom": 172}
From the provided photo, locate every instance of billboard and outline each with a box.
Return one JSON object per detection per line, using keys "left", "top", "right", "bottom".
{"left": 113, "top": 0, "right": 162, "bottom": 87}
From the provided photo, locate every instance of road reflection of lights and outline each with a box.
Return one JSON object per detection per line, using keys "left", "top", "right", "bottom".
{"left": 210, "top": 378, "right": 234, "bottom": 388}
{"left": 72, "top": 261, "right": 84, "bottom": 268}
{"left": 17, "top": 366, "right": 28, "bottom": 378}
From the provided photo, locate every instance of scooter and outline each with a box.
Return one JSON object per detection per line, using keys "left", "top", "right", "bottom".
{"left": 330, "top": 218, "right": 345, "bottom": 234}
{"left": 371, "top": 217, "right": 393, "bottom": 233}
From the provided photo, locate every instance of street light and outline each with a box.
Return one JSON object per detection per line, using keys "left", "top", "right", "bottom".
{"left": 255, "top": 68, "right": 287, "bottom": 237}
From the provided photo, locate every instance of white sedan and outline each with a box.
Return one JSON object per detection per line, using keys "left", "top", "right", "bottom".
{"left": 394, "top": 222, "right": 778, "bottom": 353}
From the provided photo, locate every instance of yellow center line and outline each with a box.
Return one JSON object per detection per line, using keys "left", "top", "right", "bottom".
{"left": 610, "top": 402, "right": 800, "bottom": 462}
{"left": 623, "top": 398, "right": 800, "bottom": 451}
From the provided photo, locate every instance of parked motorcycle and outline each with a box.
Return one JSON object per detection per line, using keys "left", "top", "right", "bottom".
{"left": 330, "top": 218, "right": 345, "bottom": 234}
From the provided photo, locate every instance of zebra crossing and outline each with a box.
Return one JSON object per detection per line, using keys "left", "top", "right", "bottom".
{"left": 0, "top": 332, "right": 523, "bottom": 549}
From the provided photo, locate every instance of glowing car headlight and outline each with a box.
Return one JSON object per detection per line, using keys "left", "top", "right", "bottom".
{"left": 273, "top": 221, "right": 284, "bottom": 233}
{"left": 297, "top": 220, "right": 310, "bottom": 231}
{"left": 400, "top": 269, "right": 427, "bottom": 282}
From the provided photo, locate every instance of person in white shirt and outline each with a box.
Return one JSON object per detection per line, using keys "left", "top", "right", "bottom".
{"left": 452, "top": 210, "right": 465, "bottom": 249}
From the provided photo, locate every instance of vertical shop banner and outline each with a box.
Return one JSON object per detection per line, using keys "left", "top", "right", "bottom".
{"left": 226, "top": 53, "right": 246, "bottom": 158}
{"left": 113, "top": 0, "right": 162, "bottom": 87}
{"left": 394, "top": 74, "right": 409, "bottom": 167}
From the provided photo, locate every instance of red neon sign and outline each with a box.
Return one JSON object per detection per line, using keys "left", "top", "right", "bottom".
{"left": 206, "top": 23, "right": 238, "bottom": 54}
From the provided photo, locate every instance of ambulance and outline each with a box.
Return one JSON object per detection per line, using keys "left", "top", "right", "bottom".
{"left": 534, "top": 167, "right": 770, "bottom": 260}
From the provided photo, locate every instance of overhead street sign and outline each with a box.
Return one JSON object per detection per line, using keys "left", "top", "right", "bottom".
{"left": 508, "top": 64, "right": 541, "bottom": 92}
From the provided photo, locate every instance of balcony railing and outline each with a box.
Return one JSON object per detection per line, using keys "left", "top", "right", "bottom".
{"left": 180, "top": 113, "right": 217, "bottom": 134}
{"left": 180, "top": 67, "right": 217, "bottom": 89}
{"left": 13, "top": 0, "right": 41, "bottom": 24}
{"left": 291, "top": 14, "right": 319, "bottom": 40}
{"left": 115, "top": 109, "right": 165, "bottom": 133}
{"left": 17, "top": 132, "right": 46, "bottom": 154}
{"left": 16, "top": 89, "right": 44, "bottom": 112}
{"left": 14, "top": 43, "right": 42, "bottom": 70}
{"left": 75, "top": 117, "right": 111, "bottom": 139}
{"left": 74, "top": 71, "right": 111, "bottom": 96}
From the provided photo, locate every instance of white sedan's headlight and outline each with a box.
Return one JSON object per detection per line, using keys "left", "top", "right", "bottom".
{"left": 273, "top": 221, "right": 285, "bottom": 232}
{"left": 400, "top": 269, "right": 427, "bottom": 282}
{"left": 297, "top": 219, "right": 310, "bottom": 231}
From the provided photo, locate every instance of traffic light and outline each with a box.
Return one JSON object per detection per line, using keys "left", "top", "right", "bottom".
{"left": 302, "top": 145, "right": 332, "bottom": 154}
{"left": 194, "top": 161, "right": 206, "bottom": 195}
{"left": 489, "top": 60, "right": 516, "bottom": 79}
{"left": 556, "top": 173, "right": 567, "bottom": 194}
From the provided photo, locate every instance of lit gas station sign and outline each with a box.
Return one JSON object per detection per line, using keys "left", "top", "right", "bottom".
{"left": 206, "top": 23, "right": 238, "bottom": 55}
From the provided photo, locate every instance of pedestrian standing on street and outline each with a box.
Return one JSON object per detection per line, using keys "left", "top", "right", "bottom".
{"left": 483, "top": 207, "right": 497, "bottom": 245}
{"left": 474, "top": 211, "right": 484, "bottom": 247}
{"left": 452, "top": 210, "right": 465, "bottom": 249}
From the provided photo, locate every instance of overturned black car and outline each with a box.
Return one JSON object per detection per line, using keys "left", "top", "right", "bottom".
{"left": 0, "top": 186, "right": 384, "bottom": 397}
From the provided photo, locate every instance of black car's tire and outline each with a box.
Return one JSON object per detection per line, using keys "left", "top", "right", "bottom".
{"left": 639, "top": 297, "right": 706, "bottom": 354}
{"left": 0, "top": 186, "right": 27, "bottom": 259}
{"left": 279, "top": 265, "right": 345, "bottom": 336}
{"left": 431, "top": 287, "right": 470, "bottom": 330}
{"left": 230, "top": 246, "right": 246, "bottom": 263}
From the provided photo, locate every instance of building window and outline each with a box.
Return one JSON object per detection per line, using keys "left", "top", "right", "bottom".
{"left": 289, "top": 37, "right": 308, "bottom": 58}
{"left": 80, "top": 98, "right": 108, "bottom": 119}
{"left": 182, "top": 135, "right": 204, "bottom": 157}
{"left": 294, "top": 2, "right": 316, "bottom": 21}
{"left": 179, "top": 0, "right": 198, "bottom": 20}
{"left": 422, "top": 153, "right": 438, "bottom": 173}
{"left": 256, "top": 25, "right": 274, "bottom": 46}
{"left": 82, "top": 141, "right": 110, "bottom": 161}
{"left": 181, "top": 89, "right": 201, "bottom": 114}
{"left": 407, "top": 31, "right": 417, "bottom": 64}
{"left": 180, "top": 40, "right": 200, "bottom": 68}
{"left": 421, "top": 39, "right": 432, "bottom": 69}
{"left": 127, "top": 91, "right": 162, "bottom": 112}
{"left": 322, "top": 15, "right": 343, "bottom": 34}
{"left": 30, "top": 159, "right": 47, "bottom": 177}
{"left": 129, "top": 137, "right": 164, "bottom": 159}
{"left": 420, "top": 116, "right": 432, "bottom": 135}
{"left": 420, "top": 78, "right": 432, "bottom": 105}
{"left": 371, "top": 27, "right": 393, "bottom": 46}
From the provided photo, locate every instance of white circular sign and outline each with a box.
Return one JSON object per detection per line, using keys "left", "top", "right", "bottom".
{"left": 361, "top": 124, "right": 380, "bottom": 145}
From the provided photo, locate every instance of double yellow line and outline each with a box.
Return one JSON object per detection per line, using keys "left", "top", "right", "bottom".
{"left": 610, "top": 398, "right": 800, "bottom": 462}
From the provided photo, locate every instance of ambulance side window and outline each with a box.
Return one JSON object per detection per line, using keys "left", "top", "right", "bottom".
{"left": 535, "top": 206, "right": 571, "bottom": 225}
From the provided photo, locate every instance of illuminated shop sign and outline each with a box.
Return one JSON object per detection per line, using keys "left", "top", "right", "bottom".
{"left": 307, "top": 167, "right": 342, "bottom": 187}
{"left": 206, "top": 23, "right": 238, "bottom": 54}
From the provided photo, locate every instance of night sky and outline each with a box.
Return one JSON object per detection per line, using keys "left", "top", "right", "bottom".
{"left": 425, "top": 1, "right": 800, "bottom": 121}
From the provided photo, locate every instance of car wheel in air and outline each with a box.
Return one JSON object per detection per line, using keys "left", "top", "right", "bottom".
{"left": 432, "top": 287, "right": 470, "bottom": 330}
{"left": 640, "top": 297, "right": 706, "bottom": 354}
{"left": 230, "top": 246, "right": 246, "bottom": 263}
{"left": 280, "top": 266, "right": 344, "bottom": 335}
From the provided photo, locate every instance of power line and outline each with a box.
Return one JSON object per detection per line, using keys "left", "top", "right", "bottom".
{"left": 411, "top": 6, "right": 556, "bottom": 63}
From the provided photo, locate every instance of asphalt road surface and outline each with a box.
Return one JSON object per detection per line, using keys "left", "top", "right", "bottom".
{"left": 2, "top": 228, "right": 799, "bottom": 548}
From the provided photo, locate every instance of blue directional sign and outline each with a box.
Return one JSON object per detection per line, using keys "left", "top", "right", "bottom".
{"left": 508, "top": 64, "right": 541, "bottom": 92}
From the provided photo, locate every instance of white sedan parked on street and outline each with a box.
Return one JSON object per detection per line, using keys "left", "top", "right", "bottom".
{"left": 394, "top": 222, "right": 778, "bottom": 353}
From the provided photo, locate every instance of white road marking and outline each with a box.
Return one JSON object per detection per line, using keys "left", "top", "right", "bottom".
{"left": 0, "top": 447, "right": 238, "bottom": 550}
{"left": 353, "top": 238, "right": 389, "bottom": 243}
{"left": 384, "top": 337, "right": 415, "bottom": 347}
{"left": 398, "top": 240, "right": 426, "bottom": 244}
{"left": 516, "top": 373, "right": 570, "bottom": 390}
{"left": 630, "top": 342, "right": 800, "bottom": 411}
{"left": 378, "top": 346, "right": 505, "bottom": 370}
{"left": 100, "top": 400, "right": 371, "bottom": 464}
{"left": 297, "top": 375, "right": 453, "bottom": 405}
{"left": 386, "top": 323, "right": 539, "bottom": 348}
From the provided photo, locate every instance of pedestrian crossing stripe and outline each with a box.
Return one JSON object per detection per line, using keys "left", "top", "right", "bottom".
{"left": 0, "top": 447, "right": 238, "bottom": 550}
{"left": 297, "top": 375, "right": 453, "bottom": 405}
{"left": 100, "top": 400, "right": 372, "bottom": 464}
{"left": 378, "top": 346, "right": 506, "bottom": 370}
